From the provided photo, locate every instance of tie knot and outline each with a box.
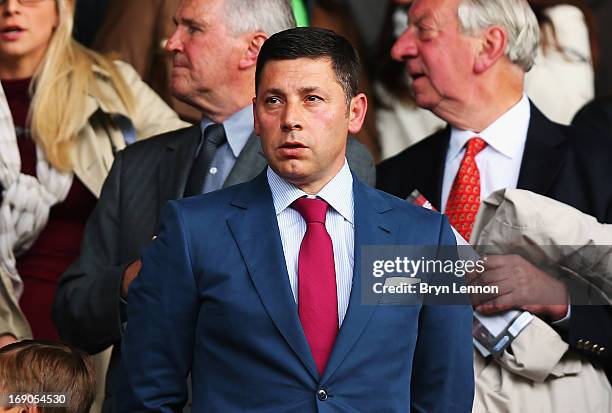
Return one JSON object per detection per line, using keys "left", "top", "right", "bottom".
{"left": 205, "top": 123, "right": 227, "bottom": 148}
{"left": 466, "top": 137, "right": 486, "bottom": 156}
{"left": 291, "top": 197, "right": 328, "bottom": 224}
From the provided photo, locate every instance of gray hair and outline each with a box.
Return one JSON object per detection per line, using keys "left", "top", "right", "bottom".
{"left": 457, "top": 0, "right": 540, "bottom": 71}
{"left": 223, "top": 0, "right": 296, "bottom": 36}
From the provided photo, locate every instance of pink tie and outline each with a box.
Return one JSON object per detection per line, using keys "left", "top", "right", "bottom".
{"left": 291, "top": 197, "right": 338, "bottom": 375}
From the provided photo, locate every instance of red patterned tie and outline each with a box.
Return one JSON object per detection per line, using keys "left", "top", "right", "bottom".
{"left": 291, "top": 197, "right": 338, "bottom": 375}
{"left": 445, "top": 137, "right": 487, "bottom": 241}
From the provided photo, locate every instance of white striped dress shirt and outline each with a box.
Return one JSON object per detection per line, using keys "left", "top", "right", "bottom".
{"left": 267, "top": 161, "right": 354, "bottom": 326}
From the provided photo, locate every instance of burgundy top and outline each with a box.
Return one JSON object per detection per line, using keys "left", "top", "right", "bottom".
{"left": 2, "top": 78, "right": 97, "bottom": 340}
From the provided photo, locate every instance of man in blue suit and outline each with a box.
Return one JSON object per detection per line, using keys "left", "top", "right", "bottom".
{"left": 118, "top": 27, "right": 474, "bottom": 412}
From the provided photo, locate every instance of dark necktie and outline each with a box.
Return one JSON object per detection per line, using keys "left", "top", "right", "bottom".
{"left": 444, "top": 137, "right": 487, "bottom": 241}
{"left": 184, "top": 123, "right": 227, "bottom": 197}
{"left": 291, "top": 197, "right": 338, "bottom": 375}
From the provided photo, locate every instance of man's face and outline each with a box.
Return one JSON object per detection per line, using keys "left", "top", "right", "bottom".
{"left": 254, "top": 58, "right": 366, "bottom": 193}
{"left": 391, "top": 0, "right": 478, "bottom": 113}
{"left": 166, "top": 0, "right": 244, "bottom": 114}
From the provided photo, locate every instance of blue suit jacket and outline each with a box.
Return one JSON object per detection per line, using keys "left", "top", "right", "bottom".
{"left": 118, "top": 171, "right": 474, "bottom": 412}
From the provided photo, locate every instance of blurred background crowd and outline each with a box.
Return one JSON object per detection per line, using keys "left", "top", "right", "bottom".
{"left": 4, "top": 0, "right": 610, "bottom": 343}
{"left": 71, "top": 0, "right": 612, "bottom": 161}
{"left": 1, "top": 0, "right": 611, "bottom": 412}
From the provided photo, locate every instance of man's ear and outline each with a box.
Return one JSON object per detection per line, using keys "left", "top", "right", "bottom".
{"left": 347, "top": 93, "right": 368, "bottom": 135}
{"left": 239, "top": 32, "right": 268, "bottom": 70}
{"left": 473, "top": 26, "right": 507, "bottom": 74}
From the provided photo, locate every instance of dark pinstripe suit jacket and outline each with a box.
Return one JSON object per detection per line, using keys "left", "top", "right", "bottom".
{"left": 52, "top": 124, "right": 375, "bottom": 412}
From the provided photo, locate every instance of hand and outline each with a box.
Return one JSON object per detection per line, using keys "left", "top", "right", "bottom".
{"left": 0, "top": 334, "right": 17, "bottom": 348}
{"left": 121, "top": 259, "right": 142, "bottom": 299}
{"left": 467, "top": 254, "right": 569, "bottom": 321}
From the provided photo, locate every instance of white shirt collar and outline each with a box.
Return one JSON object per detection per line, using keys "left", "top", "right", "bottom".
{"left": 267, "top": 161, "right": 354, "bottom": 224}
{"left": 448, "top": 94, "right": 530, "bottom": 161}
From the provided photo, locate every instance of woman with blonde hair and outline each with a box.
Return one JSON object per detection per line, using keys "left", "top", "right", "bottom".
{"left": 0, "top": 0, "right": 186, "bottom": 341}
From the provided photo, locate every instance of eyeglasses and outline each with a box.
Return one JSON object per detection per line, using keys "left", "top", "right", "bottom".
{"left": 0, "top": 0, "right": 51, "bottom": 6}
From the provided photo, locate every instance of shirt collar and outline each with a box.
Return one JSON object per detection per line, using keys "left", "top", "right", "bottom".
{"left": 448, "top": 94, "right": 530, "bottom": 161}
{"left": 267, "top": 160, "right": 354, "bottom": 224}
{"left": 200, "top": 104, "right": 253, "bottom": 157}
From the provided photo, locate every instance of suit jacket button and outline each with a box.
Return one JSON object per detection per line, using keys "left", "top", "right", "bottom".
{"left": 317, "top": 389, "right": 328, "bottom": 401}
{"left": 584, "top": 340, "right": 591, "bottom": 349}
{"left": 598, "top": 347, "right": 606, "bottom": 355}
{"left": 592, "top": 344, "right": 599, "bottom": 352}
{"left": 577, "top": 339, "right": 584, "bottom": 349}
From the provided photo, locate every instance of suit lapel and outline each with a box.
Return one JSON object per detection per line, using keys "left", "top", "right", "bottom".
{"left": 517, "top": 103, "right": 568, "bottom": 195}
{"left": 223, "top": 133, "right": 267, "bottom": 188}
{"left": 157, "top": 124, "right": 202, "bottom": 210}
{"left": 422, "top": 128, "right": 450, "bottom": 210}
{"left": 321, "top": 178, "right": 396, "bottom": 382}
{"left": 226, "top": 172, "right": 320, "bottom": 380}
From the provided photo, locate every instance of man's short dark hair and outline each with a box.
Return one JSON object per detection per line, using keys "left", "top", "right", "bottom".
{"left": 255, "top": 27, "right": 361, "bottom": 105}
{"left": 0, "top": 340, "right": 95, "bottom": 413}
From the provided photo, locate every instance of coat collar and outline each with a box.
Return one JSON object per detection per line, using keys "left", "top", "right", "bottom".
{"left": 83, "top": 63, "right": 132, "bottom": 121}
{"left": 421, "top": 126, "right": 450, "bottom": 210}
{"left": 157, "top": 128, "right": 266, "bottom": 211}
{"left": 157, "top": 124, "right": 202, "bottom": 210}
{"left": 516, "top": 103, "right": 568, "bottom": 195}
{"left": 223, "top": 132, "right": 266, "bottom": 188}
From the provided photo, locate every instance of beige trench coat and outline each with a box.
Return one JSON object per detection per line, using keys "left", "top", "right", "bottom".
{"left": 74, "top": 60, "right": 189, "bottom": 198}
{"left": 471, "top": 189, "right": 612, "bottom": 413}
